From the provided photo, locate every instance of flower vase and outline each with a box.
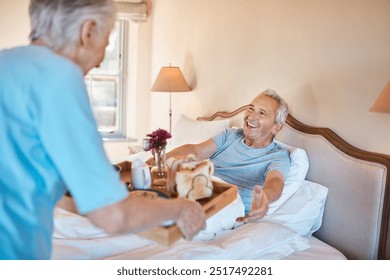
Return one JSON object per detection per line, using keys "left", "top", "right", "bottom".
{"left": 151, "top": 145, "right": 168, "bottom": 188}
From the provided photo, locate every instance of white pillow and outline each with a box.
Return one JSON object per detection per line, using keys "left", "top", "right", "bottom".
{"left": 217, "top": 222, "right": 310, "bottom": 260}
{"left": 198, "top": 178, "right": 327, "bottom": 239}
{"left": 171, "top": 114, "right": 231, "bottom": 147}
{"left": 263, "top": 180, "right": 328, "bottom": 236}
{"left": 267, "top": 140, "right": 310, "bottom": 215}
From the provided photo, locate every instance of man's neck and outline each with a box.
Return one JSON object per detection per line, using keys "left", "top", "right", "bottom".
{"left": 243, "top": 137, "right": 273, "bottom": 148}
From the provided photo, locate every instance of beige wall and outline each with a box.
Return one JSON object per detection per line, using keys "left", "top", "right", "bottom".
{"left": 1, "top": 0, "right": 390, "bottom": 157}
{"left": 148, "top": 0, "right": 390, "bottom": 155}
{"left": 0, "top": 0, "right": 30, "bottom": 49}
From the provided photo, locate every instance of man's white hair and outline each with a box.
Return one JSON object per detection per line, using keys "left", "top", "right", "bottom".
{"left": 259, "top": 89, "right": 289, "bottom": 124}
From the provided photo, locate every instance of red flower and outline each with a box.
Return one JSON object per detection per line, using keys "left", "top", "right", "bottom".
{"left": 145, "top": 128, "right": 172, "bottom": 151}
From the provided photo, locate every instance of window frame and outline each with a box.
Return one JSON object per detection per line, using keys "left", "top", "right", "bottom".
{"left": 85, "top": 19, "right": 128, "bottom": 141}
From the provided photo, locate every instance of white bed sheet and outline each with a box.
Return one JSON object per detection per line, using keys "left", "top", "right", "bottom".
{"left": 284, "top": 236, "right": 347, "bottom": 260}
{"left": 52, "top": 212, "right": 345, "bottom": 260}
{"left": 52, "top": 193, "right": 346, "bottom": 260}
{"left": 52, "top": 212, "right": 310, "bottom": 260}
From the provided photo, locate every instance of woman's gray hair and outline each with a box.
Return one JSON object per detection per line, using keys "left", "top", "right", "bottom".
{"left": 260, "top": 89, "right": 289, "bottom": 124}
{"left": 29, "top": 0, "right": 116, "bottom": 55}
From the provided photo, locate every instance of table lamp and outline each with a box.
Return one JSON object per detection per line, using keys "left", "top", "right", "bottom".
{"left": 370, "top": 80, "right": 390, "bottom": 113}
{"left": 151, "top": 65, "right": 191, "bottom": 132}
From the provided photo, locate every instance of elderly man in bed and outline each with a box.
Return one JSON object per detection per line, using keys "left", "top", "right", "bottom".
{"left": 161, "top": 89, "right": 290, "bottom": 223}
{"left": 0, "top": 0, "right": 205, "bottom": 260}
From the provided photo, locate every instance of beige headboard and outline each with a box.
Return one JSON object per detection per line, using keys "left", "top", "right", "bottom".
{"left": 198, "top": 105, "right": 390, "bottom": 260}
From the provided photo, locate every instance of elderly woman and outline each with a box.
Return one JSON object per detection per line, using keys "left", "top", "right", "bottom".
{"left": 0, "top": 0, "right": 205, "bottom": 259}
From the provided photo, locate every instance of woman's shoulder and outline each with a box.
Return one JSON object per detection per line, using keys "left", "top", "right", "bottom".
{"left": 16, "top": 45, "right": 80, "bottom": 74}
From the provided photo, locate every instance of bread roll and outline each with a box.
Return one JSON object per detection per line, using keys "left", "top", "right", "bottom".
{"left": 175, "top": 160, "right": 214, "bottom": 201}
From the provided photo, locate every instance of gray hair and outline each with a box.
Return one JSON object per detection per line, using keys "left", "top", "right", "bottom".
{"left": 259, "top": 89, "right": 289, "bottom": 124}
{"left": 29, "top": 0, "right": 116, "bottom": 55}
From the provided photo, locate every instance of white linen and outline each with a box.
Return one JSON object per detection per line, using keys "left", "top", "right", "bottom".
{"left": 284, "top": 236, "right": 347, "bottom": 260}
{"left": 51, "top": 233, "right": 153, "bottom": 260}
{"left": 106, "top": 222, "right": 310, "bottom": 260}
{"left": 52, "top": 180, "right": 329, "bottom": 260}
{"left": 263, "top": 180, "right": 328, "bottom": 236}
{"left": 52, "top": 203, "right": 310, "bottom": 260}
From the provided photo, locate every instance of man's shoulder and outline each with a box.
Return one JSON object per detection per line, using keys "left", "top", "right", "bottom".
{"left": 213, "top": 127, "right": 242, "bottom": 139}
{"left": 227, "top": 127, "right": 244, "bottom": 137}
{"left": 271, "top": 141, "right": 290, "bottom": 157}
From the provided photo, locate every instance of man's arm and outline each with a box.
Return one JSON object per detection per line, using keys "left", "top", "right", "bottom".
{"left": 236, "top": 170, "right": 285, "bottom": 223}
{"left": 86, "top": 194, "right": 206, "bottom": 240}
{"left": 167, "top": 139, "right": 218, "bottom": 160}
{"left": 261, "top": 170, "right": 285, "bottom": 203}
{"left": 146, "top": 139, "right": 218, "bottom": 165}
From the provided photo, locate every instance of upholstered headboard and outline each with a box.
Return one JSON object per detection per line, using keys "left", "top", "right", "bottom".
{"left": 198, "top": 105, "right": 390, "bottom": 260}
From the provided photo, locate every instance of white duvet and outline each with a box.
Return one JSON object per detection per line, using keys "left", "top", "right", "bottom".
{"left": 52, "top": 194, "right": 311, "bottom": 260}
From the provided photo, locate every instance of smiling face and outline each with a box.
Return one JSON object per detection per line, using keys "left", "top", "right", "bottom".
{"left": 243, "top": 94, "right": 283, "bottom": 148}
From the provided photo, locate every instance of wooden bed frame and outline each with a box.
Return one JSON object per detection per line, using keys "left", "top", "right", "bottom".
{"left": 198, "top": 105, "right": 390, "bottom": 260}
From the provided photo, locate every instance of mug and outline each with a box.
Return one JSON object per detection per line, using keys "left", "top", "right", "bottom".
{"left": 131, "top": 164, "right": 152, "bottom": 190}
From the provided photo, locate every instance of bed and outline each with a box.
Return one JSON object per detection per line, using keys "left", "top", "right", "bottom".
{"left": 52, "top": 105, "right": 390, "bottom": 260}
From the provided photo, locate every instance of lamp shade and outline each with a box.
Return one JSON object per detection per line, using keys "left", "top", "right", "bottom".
{"left": 370, "top": 80, "right": 390, "bottom": 113}
{"left": 151, "top": 66, "right": 191, "bottom": 92}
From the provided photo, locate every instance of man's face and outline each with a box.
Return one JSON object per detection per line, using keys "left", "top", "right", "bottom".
{"left": 243, "top": 94, "right": 280, "bottom": 146}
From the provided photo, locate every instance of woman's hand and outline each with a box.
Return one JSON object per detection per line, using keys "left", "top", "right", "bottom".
{"left": 175, "top": 199, "right": 206, "bottom": 240}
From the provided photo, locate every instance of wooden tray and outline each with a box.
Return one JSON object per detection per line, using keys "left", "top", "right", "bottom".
{"left": 116, "top": 160, "right": 132, "bottom": 185}
{"left": 117, "top": 161, "right": 238, "bottom": 245}
{"left": 138, "top": 180, "right": 237, "bottom": 245}
{"left": 58, "top": 161, "right": 238, "bottom": 246}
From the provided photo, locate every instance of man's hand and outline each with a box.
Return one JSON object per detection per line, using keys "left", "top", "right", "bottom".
{"left": 236, "top": 185, "right": 269, "bottom": 223}
{"left": 175, "top": 199, "right": 206, "bottom": 240}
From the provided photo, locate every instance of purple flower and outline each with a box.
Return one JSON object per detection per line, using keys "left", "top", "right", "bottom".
{"left": 145, "top": 128, "right": 172, "bottom": 151}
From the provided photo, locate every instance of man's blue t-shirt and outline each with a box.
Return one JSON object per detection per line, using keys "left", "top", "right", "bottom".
{"left": 211, "top": 128, "right": 290, "bottom": 213}
{"left": 0, "top": 45, "right": 128, "bottom": 259}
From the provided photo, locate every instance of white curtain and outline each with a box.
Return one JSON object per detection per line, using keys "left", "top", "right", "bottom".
{"left": 114, "top": 0, "right": 151, "bottom": 23}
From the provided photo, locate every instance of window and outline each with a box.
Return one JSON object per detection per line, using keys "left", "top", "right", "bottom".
{"left": 85, "top": 19, "right": 128, "bottom": 140}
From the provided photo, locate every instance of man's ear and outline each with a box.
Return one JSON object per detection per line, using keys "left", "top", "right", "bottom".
{"left": 272, "top": 123, "right": 283, "bottom": 135}
{"left": 80, "top": 20, "right": 96, "bottom": 47}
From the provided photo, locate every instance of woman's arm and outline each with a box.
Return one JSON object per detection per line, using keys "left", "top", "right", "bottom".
{"left": 86, "top": 194, "right": 206, "bottom": 240}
